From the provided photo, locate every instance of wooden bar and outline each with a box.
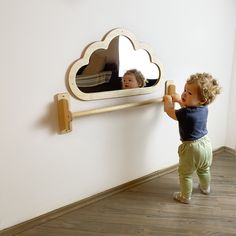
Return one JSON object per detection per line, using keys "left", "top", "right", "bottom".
{"left": 72, "top": 97, "right": 163, "bottom": 118}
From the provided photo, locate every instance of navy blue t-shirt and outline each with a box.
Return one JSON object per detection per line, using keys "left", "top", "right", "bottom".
{"left": 175, "top": 106, "right": 208, "bottom": 141}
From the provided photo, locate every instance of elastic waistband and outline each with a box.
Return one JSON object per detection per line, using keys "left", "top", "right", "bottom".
{"left": 182, "top": 135, "right": 209, "bottom": 144}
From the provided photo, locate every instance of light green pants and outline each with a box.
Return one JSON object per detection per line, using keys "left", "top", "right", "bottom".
{"left": 178, "top": 135, "right": 212, "bottom": 199}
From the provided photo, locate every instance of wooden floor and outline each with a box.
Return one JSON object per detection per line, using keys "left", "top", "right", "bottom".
{"left": 17, "top": 152, "right": 236, "bottom": 236}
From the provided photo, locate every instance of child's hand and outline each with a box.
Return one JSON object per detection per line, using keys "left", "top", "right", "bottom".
{"left": 171, "top": 93, "right": 181, "bottom": 103}
{"left": 163, "top": 95, "right": 172, "bottom": 103}
{"left": 171, "top": 93, "right": 184, "bottom": 107}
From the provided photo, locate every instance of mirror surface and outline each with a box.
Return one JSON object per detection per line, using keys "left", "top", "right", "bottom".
{"left": 68, "top": 28, "right": 162, "bottom": 100}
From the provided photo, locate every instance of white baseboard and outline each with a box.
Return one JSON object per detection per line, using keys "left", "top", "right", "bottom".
{"left": 213, "top": 146, "right": 236, "bottom": 156}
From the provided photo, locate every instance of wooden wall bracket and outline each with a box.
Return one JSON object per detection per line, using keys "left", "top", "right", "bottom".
{"left": 56, "top": 93, "right": 72, "bottom": 134}
{"left": 165, "top": 80, "right": 176, "bottom": 95}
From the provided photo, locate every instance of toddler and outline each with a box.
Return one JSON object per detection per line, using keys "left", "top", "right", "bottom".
{"left": 164, "top": 73, "right": 221, "bottom": 204}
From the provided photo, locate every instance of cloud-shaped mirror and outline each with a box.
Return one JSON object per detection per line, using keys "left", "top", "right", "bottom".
{"left": 68, "top": 28, "right": 163, "bottom": 100}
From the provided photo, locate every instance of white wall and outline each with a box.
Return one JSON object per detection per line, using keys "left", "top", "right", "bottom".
{"left": 226, "top": 31, "right": 236, "bottom": 149}
{"left": 0, "top": 0, "right": 235, "bottom": 230}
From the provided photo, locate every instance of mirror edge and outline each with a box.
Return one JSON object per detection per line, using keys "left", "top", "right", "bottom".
{"left": 68, "top": 28, "right": 163, "bottom": 100}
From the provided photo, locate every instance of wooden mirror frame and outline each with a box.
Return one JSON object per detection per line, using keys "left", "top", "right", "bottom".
{"left": 68, "top": 28, "right": 163, "bottom": 100}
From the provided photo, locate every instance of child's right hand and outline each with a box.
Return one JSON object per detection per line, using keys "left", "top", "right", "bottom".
{"left": 171, "top": 93, "right": 181, "bottom": 103}
{"left": 171, "top": 93, "right": 184, "bottom": 107}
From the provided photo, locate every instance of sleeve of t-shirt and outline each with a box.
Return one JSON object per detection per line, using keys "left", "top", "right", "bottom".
{"left": 175, "top": 108, "right": 187, "bottom": 122}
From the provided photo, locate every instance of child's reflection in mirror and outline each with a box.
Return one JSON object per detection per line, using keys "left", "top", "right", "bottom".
{"left": 122, "top": 69, "right": 146, "bottom": 89}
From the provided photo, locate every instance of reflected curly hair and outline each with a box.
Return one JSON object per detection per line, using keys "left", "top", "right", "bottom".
{"left": 187, "top": 73, "right": 221, "bottom": 105}
{"left": 124, "top": 69, "right": 146, "bottom": 87}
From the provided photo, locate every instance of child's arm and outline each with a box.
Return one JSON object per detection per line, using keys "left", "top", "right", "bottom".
{"left": 163, "top": 95, "right": 177, "bottom": 120}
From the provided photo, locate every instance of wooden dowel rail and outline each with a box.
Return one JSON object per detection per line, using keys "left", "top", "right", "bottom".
{"left": 72, "top": 97, "right": 163, "bottom": 118}
{"left": 56, "top": 80, "right": 175, "bottom": 134}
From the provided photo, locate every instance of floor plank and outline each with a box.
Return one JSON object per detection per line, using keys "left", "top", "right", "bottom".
{"left": 17, "top": 152, "right": 236, "bottom": 236}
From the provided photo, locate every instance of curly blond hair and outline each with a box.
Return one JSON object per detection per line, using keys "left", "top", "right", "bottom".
{"left": 187, "top": 73, "right": 221, "bottom": 105}
{"left": 123, "top": 69, "right": 146, "bottom": 87}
